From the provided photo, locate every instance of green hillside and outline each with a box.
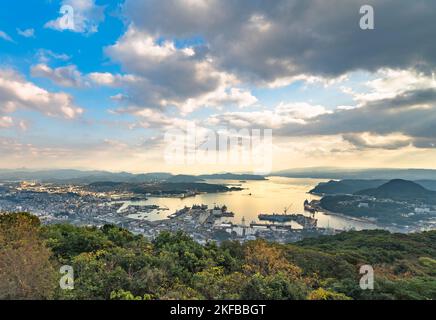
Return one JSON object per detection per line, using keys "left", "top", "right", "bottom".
{"left": 310, "top": 180, "right": 388, "bottom": 195}
{"left": 1, "top": 212, "right": 435, "bottom": 300}
{"left": 356, "top": 179, "right": 436, "bottom": 203}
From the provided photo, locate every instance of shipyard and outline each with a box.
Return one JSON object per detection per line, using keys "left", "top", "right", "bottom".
{"left": 112, "top": 202, "right": 339, "bottom": 244}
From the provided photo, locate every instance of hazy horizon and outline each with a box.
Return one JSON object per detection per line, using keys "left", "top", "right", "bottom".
{"left": 4, "top": 165, "right": 436, "bottom": 175}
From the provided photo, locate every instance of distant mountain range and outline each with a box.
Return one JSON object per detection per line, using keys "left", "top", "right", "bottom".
{"left": 0, "top": 169, "right": 172, "bottom": 184}
{"left": 166, "top": 173, "right": 266, "bottom": 183}
{"left": 274, "top": 167, "right": 436, "bottom": 180}
{"left": 3, "top": 167, "right": 436, "bottom": 185}
{"left": 0, "top": 169, "right": 265, "bottom": 184}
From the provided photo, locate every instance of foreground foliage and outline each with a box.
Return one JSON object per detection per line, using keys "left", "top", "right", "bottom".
{"left": 0, "top": 213, "right": 435, "bottom": 300}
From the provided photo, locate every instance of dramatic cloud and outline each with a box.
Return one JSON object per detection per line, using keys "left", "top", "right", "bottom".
{"left": 123, "top": 0, "right": 436, "bottom": 85}
{"left": 209, "top": 69, "right": 436, "bottom": 150}
{"left": 98, "top": 0, "right": 436, "bottom": 139}
{"left": 45, "top": 0, "right": 105, "bottom": 34}
{"left": 298, "top": 70, "right": 436, "bottom": 137}
{"left": 105, "top": 26, "right": 257, "bottom": 113}
{"left": 3, "top": 0, "right": 436, "bottom": 171}
{"left": 0, "top": 68, "right": 84, "bottom": 119}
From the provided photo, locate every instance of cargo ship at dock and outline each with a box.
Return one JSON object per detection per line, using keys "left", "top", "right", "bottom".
{"left": 258, "top": 213, "right": 318, "bottom": 229}
{"left": 258, "top": 213, "right": 294, "bottom": 223}
{"left": 258, "top": 205, "right": 295, "bottom": 223}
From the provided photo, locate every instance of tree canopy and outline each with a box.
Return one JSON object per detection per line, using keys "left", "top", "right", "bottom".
{"left": 0, "top": 212, "right": 435, "bottom": 300}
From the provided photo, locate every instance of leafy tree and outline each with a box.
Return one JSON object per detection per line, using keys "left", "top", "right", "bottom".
{"left": 153, "top": 231, "right": 215, "bottom": 281}
{"left": 1, "top": 212, "right": 434, "bottom": 301}
{"left": 41, "top": 224, "right": 113, "bottom": 260}
{"left": 101, "top": 224, "right": 149, "bottom": 249}
{"left": 418, "top": 257, "right": 436, "bottom": 276}
{"left": 0, "top": 213, "right": 56, "bottom": 299}
{"left": 160, "top": 283, "right": 203, "bottom": 300}
{"left": 241, "top": 273, "right": 307, "bottom": 300}
{"left": 110, "top": 289, "right": 143, "bottom": 300}
{"left": 308, "top": 288, "right": 352, "bottom": 300}
{"left": 191, "top": 267, "right": 248, "bottom": 299}
{"left": 243, "top": 240, "right": 301, "bottom": 278}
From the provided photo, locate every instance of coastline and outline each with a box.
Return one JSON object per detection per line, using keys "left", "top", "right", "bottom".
{"left": 320, "top": 209, "right": 377, "bottom": 224}
{"left": 310, "top": 199, "right": 377, "bottom": 224}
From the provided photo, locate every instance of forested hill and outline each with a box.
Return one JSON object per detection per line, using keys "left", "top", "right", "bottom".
{"left": 310, "top": 180, "right": 388, "bottom": 195}
{"left": 310, "top": 179, "right": 436, "bottom": 195}
{"left": 1, "top": 212, "right": 435, "bottom": 300}
{"left": 356, "top": 179, "right": 436, "bottom": 202}
{"left": 85, "top": 181, "right": 242, "bottom": 194}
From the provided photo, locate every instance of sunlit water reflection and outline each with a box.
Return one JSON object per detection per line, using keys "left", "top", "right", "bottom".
{"left": 120, "top": 177, "right": 378, "bottom": 231}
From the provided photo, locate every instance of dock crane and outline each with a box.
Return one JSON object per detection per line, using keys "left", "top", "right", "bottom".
{"left": 283, "top": 204, "right": 293, "bottom": 214}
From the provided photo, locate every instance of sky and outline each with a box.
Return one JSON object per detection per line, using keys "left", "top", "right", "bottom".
{"left": 0, "top": 0, "right": 436, "bottom": 174}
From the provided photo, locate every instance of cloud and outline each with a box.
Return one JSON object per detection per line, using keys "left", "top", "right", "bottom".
{"left": 209, "top": 68, "right": 436, "bottom": 150}
{"left": 31, "top": 64, "right": 85, "bottom": 87}
{"left": 30, "top": 64, "right": 140, "bottom": 89}
{"left": 0, "top": 30, "right": 13, "bottom": 42}
{"left": 342, "top": 133, "right": 412, "bottom": 150}
{"left": 277, "top": 71, "right": 436, "bottom": 148}
{"left": 105, "top": 26, "right": 257, "bottom": 114}
{"left": 208, "top": 102, "right": 329, "bottom": 129}
{"left": 111, "top": 107, "right": 194, "bottom": 130}
{"left": 17, "top": 28, "right": 35, "bottom": 38}
{"left": 0, "top": 68, "right": 84, "bottom": 119}
{"left": 102, "top": 0, "right": 436, "bottom": 120}
{"left": 45, "top": 0, "right": 105, "bottom": 34}
{"left": 0, "top": 116, "right": 14, "bottom": 128}
{"left": 122, "top": 0, "right": 436, "bottom": 86}
{"left": 273, "top": 92, "right": 436, "bottom": 149}
{"left": 343, "top": 69, "right": 436, "bottom": 104}
{"left": 88, "top": 72, "right": 138, "bottom": 87}
{"left": 0, "top": 116, "right": 28, "bottom": 131}
{"left": 36, "top": 49, "right": 71, "bottom": 63}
